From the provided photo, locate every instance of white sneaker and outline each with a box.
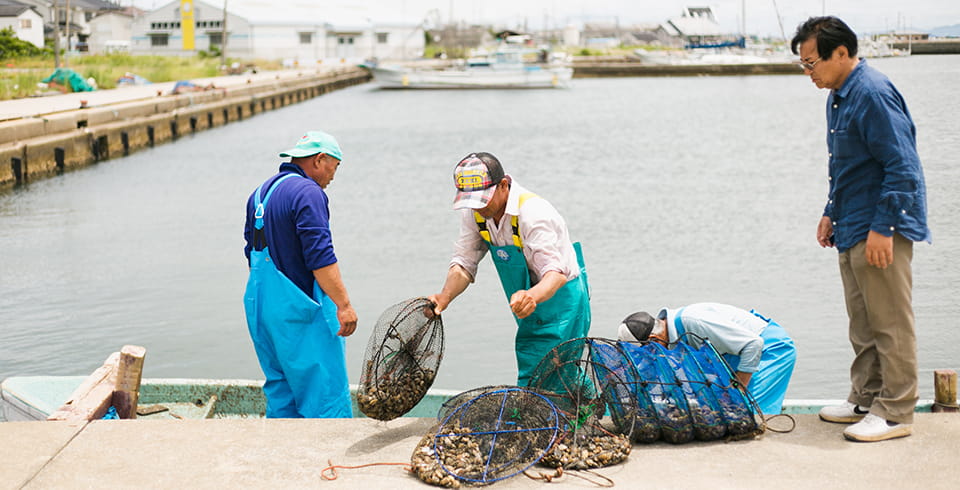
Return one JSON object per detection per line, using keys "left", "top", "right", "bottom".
{"left": 843, "top": 414, "right": 912, "bottom": 442}
{"left": 819, "top": 401, "right": 870, "bottom": 423}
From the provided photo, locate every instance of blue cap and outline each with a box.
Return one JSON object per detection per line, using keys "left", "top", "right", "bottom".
{"left": 279, "top": 130, "right": 343, "bottom": 160}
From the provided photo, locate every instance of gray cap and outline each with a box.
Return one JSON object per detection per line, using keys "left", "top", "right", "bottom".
{"left": 618, "top": 311, "right": 656, "bottom": 342}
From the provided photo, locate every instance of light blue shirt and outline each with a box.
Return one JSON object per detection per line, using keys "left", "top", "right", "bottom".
{"left": 661, "top": 303, "right": 767, "bottom": 373}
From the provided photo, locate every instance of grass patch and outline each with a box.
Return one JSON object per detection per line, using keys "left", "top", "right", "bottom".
{"left": 0, "top": 54, "right": 282, "bottom": 100}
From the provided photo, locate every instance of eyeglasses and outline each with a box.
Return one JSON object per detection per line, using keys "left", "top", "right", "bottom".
{"left": 798, "top": 57, "right": 822, "bottom": 71}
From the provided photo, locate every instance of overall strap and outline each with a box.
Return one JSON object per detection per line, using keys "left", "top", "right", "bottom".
{"left": 673, "top": 306, "right": 687, "bottom": 340}
{"left": 473, "top": 192, "right": 539, "bottom": 248}
{"left": 749, "top": 308, "right": 772, "bottom": 323}
{"left": 252, "top": 173, "right": 300, "bottom": 250}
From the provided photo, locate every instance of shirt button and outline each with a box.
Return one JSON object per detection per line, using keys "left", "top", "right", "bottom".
{"left": 901, "top": 209, "right": 907, "bottom": 214}
{"left": 833, "top": 104, "right": 838, "bottom": 109}
{"left": 830, "top": 129, "right": 835, "bottom": 134}
{"left": 828, "top": 176, "right": 832, "bottom": 181}
{"left": 832, "top": 221, "right": 837, "bottom": 226}
{"left": 828, "top": 153, "right": 833, "bottom": 157}
{"left": 890, "top": 226, "right": 895, "bottom": 231}
{"left": 829, "top": 200, "right": 833, "bottom": 204}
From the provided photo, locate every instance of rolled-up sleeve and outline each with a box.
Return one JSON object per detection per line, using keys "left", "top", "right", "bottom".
{"left": 449, "top": 210, "right": 487, "bottom": 281}
{"left": 862, "top": 90, "right": 921, "bottom": 235}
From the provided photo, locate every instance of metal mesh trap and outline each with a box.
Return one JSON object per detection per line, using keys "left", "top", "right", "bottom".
{"left": 527, "top": 338, "right": 638, "bottom": 469}
{"left": 357, "top": 297, "right": 444, "bottom": 420}
{"left": 412, "top": 386, "right": 561, "bottom": 486}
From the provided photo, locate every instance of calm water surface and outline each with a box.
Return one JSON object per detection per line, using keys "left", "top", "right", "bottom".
{"left": 2, "top": 55, "right": 957, "bottom": 418}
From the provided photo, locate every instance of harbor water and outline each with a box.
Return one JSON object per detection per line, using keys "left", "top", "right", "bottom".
{"left": 1, "top": 55, "right": 958, "bottom": 420}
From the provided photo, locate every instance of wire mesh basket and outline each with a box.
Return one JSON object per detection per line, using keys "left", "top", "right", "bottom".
{"left": 357, "top": 297, "right": 443, "bottom": 420}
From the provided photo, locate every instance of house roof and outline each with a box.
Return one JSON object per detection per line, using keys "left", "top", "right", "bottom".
{"left": 68, "top": 0, "right": 123, "bottom": 10}
{"left": 0, "top": 0, "right": 38, "bottom": 18}
{"left": 165, "top": 0, "right": 419, "bottom": 28}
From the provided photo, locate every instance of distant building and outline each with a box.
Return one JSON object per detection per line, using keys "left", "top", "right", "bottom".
{"left": 665, "top": 6, "right": 732, "bottom": 47}
{"left": 15, "top": 0, "right": 122, "bottom": 52}
{"left": 87, "top": 10, "right": 133, "bottom": 54}
{"left": 427, "top": 22, "right": 493, "bottom": 54}
{"left": 130, "top": 0, "right": 424, "bottom": 62}
{"left": 581, "top": 21, "right": 677, "bottom": 47}
{"left": 0, "top": 1, "right": 44, "bottom": 48}
{"left": 884, "top": 30, "right": 930, "bottom": 42}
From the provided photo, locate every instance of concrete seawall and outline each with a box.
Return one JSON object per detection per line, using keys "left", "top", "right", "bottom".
{"left": 572, "top": 61, "right": 803, "bottom": 78}
{"left": 0, "top": 67, "right": 371, "bottom": 191}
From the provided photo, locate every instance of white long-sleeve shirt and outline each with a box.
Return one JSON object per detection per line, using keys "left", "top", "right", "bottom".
{"left": 449, "top": 178, "right": 579, "bottom": 284}
{"left": 661, "top": 303, "right": 768, "bottom": 373}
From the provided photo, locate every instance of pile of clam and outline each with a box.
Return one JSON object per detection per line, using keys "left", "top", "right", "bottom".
{"left": 540, "top": 432, "right": 631, "bottom": 470}
{"left": 411, "top": 424, "right": 485, "bottom": 488}
{"left": 689, "top": 401, "right": 726, "bottom": 440}
{"left": 357, "top": 364, "right": 436, "bottom": 420}
{"left": 656, "top": 400, "right": 695, "bottom": 444}
{"left": 719, "top": 395, "right": 758, "bottom": 437}
{"left": 631, "top": 407, "right": 661, "bottom": 443}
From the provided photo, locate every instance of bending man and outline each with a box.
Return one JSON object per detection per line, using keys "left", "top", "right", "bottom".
{"left": 617, "top": 303, "right": 796, "bottom": 415}
{"left": 428, "top": 152, "right": 590, "bottom": 386}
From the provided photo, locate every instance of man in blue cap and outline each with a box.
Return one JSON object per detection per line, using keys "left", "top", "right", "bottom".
{"left": 427, "top": 152, "right": 591, "bottom": 386}
{"left": 243, "top": 130, "right": 357, "bottom": 418}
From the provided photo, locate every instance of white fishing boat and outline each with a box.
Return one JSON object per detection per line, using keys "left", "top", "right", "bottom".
{"left": 369, "top": 45, "right": 573, "bottom": 89}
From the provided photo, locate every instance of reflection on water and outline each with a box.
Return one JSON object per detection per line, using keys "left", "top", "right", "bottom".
{"left": 1, "top": 56, "right": 958, "bottom": 415}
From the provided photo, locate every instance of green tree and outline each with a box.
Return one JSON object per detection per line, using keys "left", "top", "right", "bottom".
{"left": 0, "top": 27, "right": 47, "bottom": 59}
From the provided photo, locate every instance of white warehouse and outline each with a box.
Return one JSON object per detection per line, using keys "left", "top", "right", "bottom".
{"left": 130, "top": 0, "right": 425, "bottom": 63}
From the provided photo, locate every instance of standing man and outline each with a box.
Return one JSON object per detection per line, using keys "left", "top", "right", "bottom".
{"left": 243, "top": 130, "right": 358, "bottom": 418}
{"left": 616, "top": 303, "right": 796, "bottom": 415}
{"left": 791, "top": 17, "right": 931, "bottom": 442}
{"left": 428, "top": 152, "right": 590, "bottom": 386}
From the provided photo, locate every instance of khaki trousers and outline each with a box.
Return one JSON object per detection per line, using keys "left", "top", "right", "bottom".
{"left": 838, "top": 233, "right": 918, "bottom": 424}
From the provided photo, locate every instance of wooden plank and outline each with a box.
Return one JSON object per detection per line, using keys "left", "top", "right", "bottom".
{"left": 47, "top": 352, "right": 120, "bottom": 421}
{"left": 112, "top": 345, "right": 146, "bottom": 419}
{"left": 932, "top": 369, "right": 959, "bottom": 413}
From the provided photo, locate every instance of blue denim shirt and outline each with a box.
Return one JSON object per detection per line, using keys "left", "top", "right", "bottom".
{"left": 824, "top": 59, "right": 930, "bottom": 253}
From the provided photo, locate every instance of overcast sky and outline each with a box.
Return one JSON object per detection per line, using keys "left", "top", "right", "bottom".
{"left": 128, "top": 1, "right": 960, "bottom": 38}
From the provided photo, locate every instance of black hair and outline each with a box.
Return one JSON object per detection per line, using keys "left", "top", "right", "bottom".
{"left": 475, "top": 152, "right": 502, "bottom": 171}
{"left": 464, "top": 152, "right": 505, "bottom": 183}
{"left": 790, "top": 16, "right": 858, "bottom": 59}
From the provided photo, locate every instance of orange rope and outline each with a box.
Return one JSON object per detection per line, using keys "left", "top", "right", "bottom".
{"left": 524, "top": 467, "right": 616, "bottom": 487}
{"left": 319, "top": 459, "right": 411, "bottom": 481}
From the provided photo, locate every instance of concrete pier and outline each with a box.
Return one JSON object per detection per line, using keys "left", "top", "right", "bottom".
{"left": 572, "top": 61, "right": 803, "bottom": 78}
{"left": 2, "top": 414, "right": 958, "bottom": 489}
{"left": 0, "top": 67, "right": 371, "bottom": 191}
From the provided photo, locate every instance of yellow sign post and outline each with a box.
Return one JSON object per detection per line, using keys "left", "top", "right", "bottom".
{"left": 181, "top": 0, "right": 196, "bottom": 51}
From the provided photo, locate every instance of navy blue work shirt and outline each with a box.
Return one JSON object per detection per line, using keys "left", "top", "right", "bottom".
{"left": 823, "top": 59, "right": 930, "bottom": 253}
{"left": 244, "top": 163, "right": 337, "bottom": 297}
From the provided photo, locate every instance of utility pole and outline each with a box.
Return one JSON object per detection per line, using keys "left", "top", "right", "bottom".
{"left": 64, "top": 0, "right": 71, "bottom": 67}
{"left": 220, "top": 0, "right": 228, "bottom": 68}
{"left": 52, "top": 0, "right": 61, "bottom": 68}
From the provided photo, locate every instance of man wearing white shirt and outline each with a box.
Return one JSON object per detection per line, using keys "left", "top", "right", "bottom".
{"left": 617, "top": 303, "right": 796, "bottom": 415}
{"left": 428, "top": 152, "right": 590, "bottom": 386}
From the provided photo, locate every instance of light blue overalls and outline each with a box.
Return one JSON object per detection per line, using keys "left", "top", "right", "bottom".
{"left": 243, "top": 173, "right": 351, "bottom": 418}
{"left": 673, "top": 307, "right": 796, "bottom": 415}
{"left": 474, "top": 193, "right": 591, "bottom": 386}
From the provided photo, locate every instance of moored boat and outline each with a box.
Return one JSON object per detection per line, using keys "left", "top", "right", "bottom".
{"left": 2, "top": 375, "right": 938, "bottom": 422}
{"left": 0, "top": 376, "right": 460, "bottom": 421}
{"left": 369, "top": 43, "right": 573, "bottom": 89}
